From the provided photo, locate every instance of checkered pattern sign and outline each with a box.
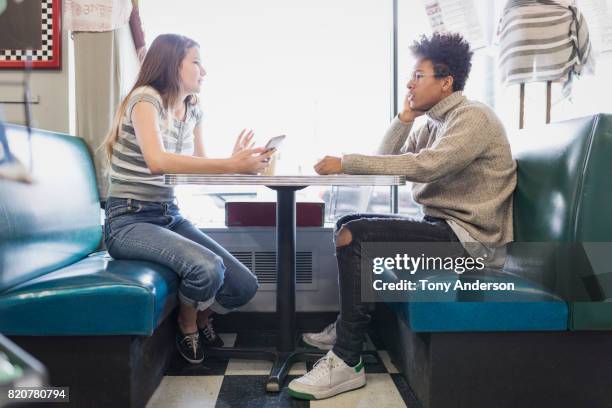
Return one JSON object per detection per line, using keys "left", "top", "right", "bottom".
{"left": 0, "top": 0, "right": 54, "bottom": 62}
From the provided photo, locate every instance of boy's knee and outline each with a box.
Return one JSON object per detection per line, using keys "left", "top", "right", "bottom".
{"left": 334, "top": 214, "right": 353, "bottom": 232}
{"left": 335, "top": 227, "right": 353, "bottom": 247}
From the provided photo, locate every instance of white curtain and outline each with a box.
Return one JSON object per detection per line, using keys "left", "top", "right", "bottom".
{"left": 73, "top": 25, "right": 139, "bottom": 200}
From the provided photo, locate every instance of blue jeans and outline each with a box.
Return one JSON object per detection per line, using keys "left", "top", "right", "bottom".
{"left": 104, "top": 197, "right": 259, "bottom": 313}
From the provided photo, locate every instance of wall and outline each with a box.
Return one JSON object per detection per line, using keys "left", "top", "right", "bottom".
{"left": 1, "top": 30, "right": 71, "bottom": 134}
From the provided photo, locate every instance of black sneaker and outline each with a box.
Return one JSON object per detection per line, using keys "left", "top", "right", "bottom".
{"left": 199, "top": 318, "right": 224, "bottom": 348}
{"left": 176, "top": 330, "right": 204, "bottom": 363}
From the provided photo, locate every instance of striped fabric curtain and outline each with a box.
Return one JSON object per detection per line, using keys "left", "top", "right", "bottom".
{"left": 498, "top": 0, "right": 593, "bottom": 95}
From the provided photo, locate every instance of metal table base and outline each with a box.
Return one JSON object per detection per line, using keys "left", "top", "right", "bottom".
{"left": 163, "top": 175, "right": 406, "bottom": 392}
{"left": 204, "top": 345, "right": 325, "bottom": 391}
{"left": 204, "top": 346, "right": 381, "bottom": 392}
{"left": 208, "top": 186, "right": 322, "bottom": 392}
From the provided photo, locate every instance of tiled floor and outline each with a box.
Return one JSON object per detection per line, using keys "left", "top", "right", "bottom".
{"left": 146, "top": 331, "right": 421, "bottom": 408}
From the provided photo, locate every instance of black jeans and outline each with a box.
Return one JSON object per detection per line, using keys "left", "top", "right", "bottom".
{"left": 331, "top": 213, "right": 463, "bottom": 366}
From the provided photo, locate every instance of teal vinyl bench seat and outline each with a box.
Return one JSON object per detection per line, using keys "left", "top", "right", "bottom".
{"left": 510, "top": 114, "right": 612, "bottom": 331}
{"left": 0, "top": 124, "right": 179, "bottom": 407}
{"left": 381, "top": 268, "right": 568, "bottom": 332}
{"left": 0, "top": 252, "right": 178, "bottom": 336}
{"left": 375, "top": 114, "right": 612, "bottom": 408}
{"left": 0, "top": 125, "right": 179, "bottom": 337}
{"left": 379, "top": 114, "right": 612, "bottom": 334}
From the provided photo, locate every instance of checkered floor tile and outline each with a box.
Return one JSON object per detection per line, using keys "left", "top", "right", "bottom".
{"left": 147, "top": 331, "right": 420, "bottom": 408}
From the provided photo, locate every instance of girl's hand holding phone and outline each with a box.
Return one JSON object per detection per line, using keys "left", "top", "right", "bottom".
{"left": 230, "top": 147, "right": 275, "bottom": 174}
{"left": 232, "top": 129, "right": 255, "bottom": 155}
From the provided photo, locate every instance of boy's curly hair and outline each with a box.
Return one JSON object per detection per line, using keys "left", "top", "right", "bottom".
{"left": 410, "top": 32, "right": 473, "bottom": 92}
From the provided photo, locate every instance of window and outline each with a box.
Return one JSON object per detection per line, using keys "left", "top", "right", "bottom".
{"left": 140, "top": 1, "right": 612, "bottom": 226}
{"left": 140, "top": 0, "right": 392, "bottom": 226}
{"left": 397, "top": 0, "right": 612, "bottom": 132}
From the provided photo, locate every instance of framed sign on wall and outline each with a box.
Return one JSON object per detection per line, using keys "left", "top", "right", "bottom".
{"left": 0, "top": 0, "right": 61, "bottom": 69}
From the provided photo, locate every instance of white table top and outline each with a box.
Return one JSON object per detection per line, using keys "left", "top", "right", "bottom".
{"left": 164, "top": 174, "right": 406, "bottom": 187}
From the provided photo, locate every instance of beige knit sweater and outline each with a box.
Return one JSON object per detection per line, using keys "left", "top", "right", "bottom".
{"left": 341, "top": 91, "right": 517, "bottom": 245}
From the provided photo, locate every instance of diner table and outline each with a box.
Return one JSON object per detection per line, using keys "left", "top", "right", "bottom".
{"left": 165, "top": 174, "right": 406, "bottom": 392}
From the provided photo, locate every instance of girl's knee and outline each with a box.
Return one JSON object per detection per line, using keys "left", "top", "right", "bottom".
{"left": 235, "top": 263, "right": 259, "bottom": 302}
{"left": 185, "top": 256, "right": 225, "bottom": 291}
{"left": 243, "top": 273, "right": 259, "bottom": 302}
{"left": 209, "top": 257, "right": 225, "bottom": 288}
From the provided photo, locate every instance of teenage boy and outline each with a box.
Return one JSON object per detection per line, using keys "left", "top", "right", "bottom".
{"left": 289, "top": 32, "right": 517, "bottom": 400}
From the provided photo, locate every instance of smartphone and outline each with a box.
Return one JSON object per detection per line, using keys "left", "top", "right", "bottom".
{"left": 263, "top": 135, "right": 286, "bottom": 152}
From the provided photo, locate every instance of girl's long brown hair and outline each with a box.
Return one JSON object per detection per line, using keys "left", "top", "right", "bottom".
{"left": 103, "top": 34, "right": 199, "bottom": 160}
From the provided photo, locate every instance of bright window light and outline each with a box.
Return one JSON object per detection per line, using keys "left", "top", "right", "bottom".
{"left": 139, "top": 0, "right": 392, "bottom": 226}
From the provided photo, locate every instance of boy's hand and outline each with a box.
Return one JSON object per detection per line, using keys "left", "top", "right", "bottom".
{"left": 314, "top": 156, "right": 342, "bottom": 175}
{"left": 399, "top": 93, "right": 425, "bottom": 123}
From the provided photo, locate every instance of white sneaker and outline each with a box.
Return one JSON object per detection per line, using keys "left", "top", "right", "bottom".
{"left": 302, "top": 322, "right": 336, "bottom": 350}
{"left": 287, "top": 350, "right": 366, "bottom": 400}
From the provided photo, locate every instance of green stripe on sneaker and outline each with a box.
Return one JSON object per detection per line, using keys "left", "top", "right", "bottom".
{"left": 287, "top": 388, "right": 316, "bottom": 400}
{"left": 354, "top": 359, "right": 364, "bottom": 373}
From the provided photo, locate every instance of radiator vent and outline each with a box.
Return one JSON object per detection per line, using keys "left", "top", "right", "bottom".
{"left": 296, "top": 252, "right": 313, "bottom": 284}
{"left": 255, "top": 252, "right": 276, "bottom": 284}
{"left": 231, "top": 252, "right": 253, "bottom": 271}
{"left": 230, "top": 251, "right": 313, "bottom": 284}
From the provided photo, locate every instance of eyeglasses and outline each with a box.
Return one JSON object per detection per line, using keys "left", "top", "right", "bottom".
{"left": 407, "top": 71, "right": 446, "bottom": 83}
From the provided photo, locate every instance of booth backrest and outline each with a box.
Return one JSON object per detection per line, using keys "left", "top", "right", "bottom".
{"left": 506, "top": 114, "right": 612, "bottom": 292}
{"left": 511, "top": 114, "right": 612, "bottom": 242}
{"left": 0, "top": 124, "right": 102, "bottom": 292}
{"left": 569, "top": 115, "right": 612, "bottom": 241}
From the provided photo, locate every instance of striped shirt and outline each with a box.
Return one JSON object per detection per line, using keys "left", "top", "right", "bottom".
{"left": 497, "top": 0, "right": 592, "bottom": 94}
{"left": 108, "top": 86, "right": 203, "bottom": 201}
